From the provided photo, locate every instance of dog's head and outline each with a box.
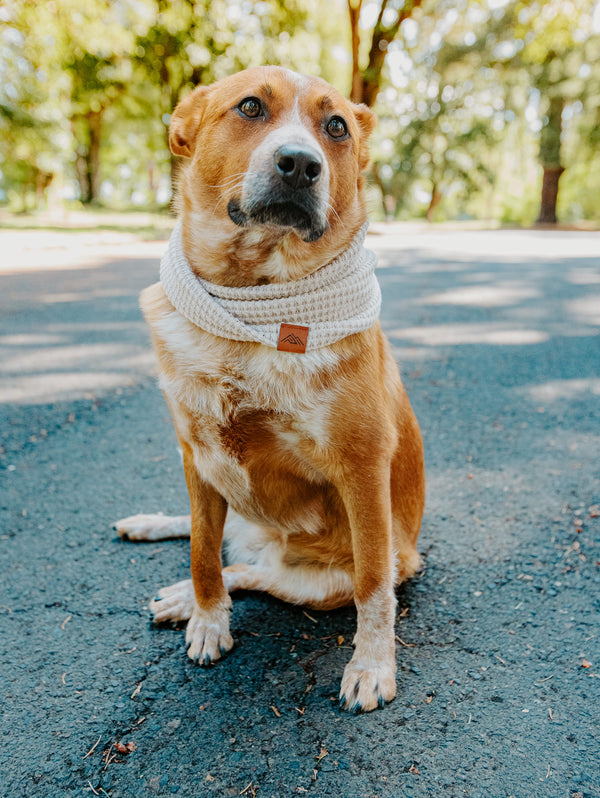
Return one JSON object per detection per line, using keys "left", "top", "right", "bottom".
{"left": 170, "top": 66, "right": 375, "bottom": 285}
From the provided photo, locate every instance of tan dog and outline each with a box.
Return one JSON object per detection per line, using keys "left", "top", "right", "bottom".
{"left": 117, "top": 66, "right": 425, "bottom": 712}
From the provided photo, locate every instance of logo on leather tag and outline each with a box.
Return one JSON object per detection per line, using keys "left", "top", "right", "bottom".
{"left": 277, "top": 323, "right": 309, "bottom": 353}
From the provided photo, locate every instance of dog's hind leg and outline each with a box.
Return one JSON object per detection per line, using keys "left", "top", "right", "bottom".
{"left": 223, "top": 511, "right": 355, "bottom": 609}
{"left": 114, "top": 514, "right": 191, "bottom": 541}
{"left": 222, "top": 559, "right": 354, "bottom": 610}
{"left": 150, "top": 556, "right": 354, "bottom": 624}
{"left": 150, "top": 510, "right": 355, "bottom": 623}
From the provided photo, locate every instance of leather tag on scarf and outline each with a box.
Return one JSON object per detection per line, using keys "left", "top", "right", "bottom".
{"left": 277, "top": 323, "right": 309, "bottom": 353}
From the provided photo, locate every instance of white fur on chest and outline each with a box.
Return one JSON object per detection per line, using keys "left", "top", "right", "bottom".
{"left": 155, "top": 307, "right": 342, "bottom": 426}
{"left": 152, "top": 307, "right": 338, "bottom": 533}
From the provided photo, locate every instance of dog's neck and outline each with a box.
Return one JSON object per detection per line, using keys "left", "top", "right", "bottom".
{"left": 159, "top": 220, "right": 381, "bottom": 352}
{"left": 178, "top": 208, "right": 367, "bottom": 288}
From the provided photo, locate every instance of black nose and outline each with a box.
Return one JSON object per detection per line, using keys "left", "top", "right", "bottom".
{"left": 275, "top": 145, "right": 322, "bottom": 189}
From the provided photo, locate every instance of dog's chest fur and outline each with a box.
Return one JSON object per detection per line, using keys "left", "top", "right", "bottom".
{"left": 141, "top": 282, "right": 350, "bottom": 531}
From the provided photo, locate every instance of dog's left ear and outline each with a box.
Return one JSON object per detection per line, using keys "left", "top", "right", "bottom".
{"left": 352, "top": 103, "right": 377, "bottom": 170}
{"left": 169, "top": 86, "right": 209, "bottom": 158}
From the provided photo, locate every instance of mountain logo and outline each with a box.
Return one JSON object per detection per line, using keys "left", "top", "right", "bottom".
{"left": 277, "top": 323, "right": 309, "bottom": 353}
{"left": 281, "top": 333, "right": 304, "bottom": 346}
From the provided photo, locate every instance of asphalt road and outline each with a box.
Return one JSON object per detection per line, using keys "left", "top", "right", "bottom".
{"left": 1, "top": 225, "right": 599, "bottom": 798}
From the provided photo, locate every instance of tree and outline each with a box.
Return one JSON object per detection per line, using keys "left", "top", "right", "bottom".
{"left": 496, "top": 0, "right": 597, "bottom": 223}
{"left": 2, "top": 0, "right": 598, "bottom": 223}
{"left": 348, "top": 0, "right": 427, "bottom": 106}
{"left": 369, "top": 0, "right": 600, "bottom": 224}
{"left": 558, "top": 48, "right": 600, "bottom": 221}
{"left": 132, "top": 0, "right": 328, "bottom": 193}
{"left": 480, "top": 0, "right": 600, "bottom": 224}
{"left": 1, "top": 0, "right": 137, "bottom": 205}
{"left": 0, "top": 2, "right": 63, "bottom": 210}
{"left": 369, "top": 5, "right": 502, "bottom": 220}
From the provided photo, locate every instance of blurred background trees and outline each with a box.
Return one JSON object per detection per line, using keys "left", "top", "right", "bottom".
{"left": 0, "top": 0, "right": 598, "bottom": 225}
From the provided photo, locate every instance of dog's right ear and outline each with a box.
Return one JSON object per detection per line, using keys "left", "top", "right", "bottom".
{"left": 169, "top": 86, "right": 208, "bottom": 158}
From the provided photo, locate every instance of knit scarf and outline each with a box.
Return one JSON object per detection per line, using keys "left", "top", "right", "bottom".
{"left": 159, "top": 222, "right": 381, "bottom": 352}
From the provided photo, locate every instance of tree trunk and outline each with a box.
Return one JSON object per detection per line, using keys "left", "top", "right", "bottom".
{"left": 35, "top": 169, "right": 53, "bottom": 207}
{"left": 87, "top": 109, "right": 102, "bottom": 203}
{"left": 348, "top": 1, "right": 363, "bottom": 103}
{"left": 537, "top": 167, "right": 564, "bottom": 224}
{"left": 348, "top": 0, "right": 425, "bottom": 107}
{"left": 536, "top": 94, "right": 564, "bottom": 224}
{"left": 73, "top": 110, "right": 103, "bottom": 204}
{"left": 74, "top": 146, "right": 90, "bottom": 204}
{"left": 371, "top": 162, "right": 390, "bottom": 219}
{"left": 426, "top": 185, "right": 443, "bottom": 222}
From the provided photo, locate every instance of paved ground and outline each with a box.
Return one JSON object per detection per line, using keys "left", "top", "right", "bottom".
{"left": 1, "top": 225, "right": 599, "bottom": 798}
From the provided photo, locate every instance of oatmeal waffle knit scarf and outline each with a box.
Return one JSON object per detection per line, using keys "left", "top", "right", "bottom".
{"left": 159, "top": 222, "right": 381, "bottom": 352}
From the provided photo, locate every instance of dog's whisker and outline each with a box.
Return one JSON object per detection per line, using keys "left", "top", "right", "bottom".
{"left": 209, "top": 180, "right": 246, "bottom": 218}
{"left": 205, "top": 173, "right": 248, "bottom": 189}
{"left": 326, "top": 202, "right": 345, "bottom": 227}
{"left": 211, "top": 190, "right": 245, "bottom": 217}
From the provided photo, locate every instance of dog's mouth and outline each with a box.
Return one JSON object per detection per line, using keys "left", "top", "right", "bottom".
{"left": 227, "top": 198, "right": 327, "bottom": 243}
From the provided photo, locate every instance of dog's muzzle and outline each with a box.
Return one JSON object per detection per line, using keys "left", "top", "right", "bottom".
{"left": 228, "top": 131, "right": 330, "bottom": 242}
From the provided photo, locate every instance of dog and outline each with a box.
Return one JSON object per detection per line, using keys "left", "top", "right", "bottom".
{"left": 116, "top": 66, "right": 425, "bottom": 712}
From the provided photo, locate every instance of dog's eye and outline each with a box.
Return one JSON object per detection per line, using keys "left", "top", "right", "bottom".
{"left": 326, "top": 116, "right": 348, "bottom": 139}
{"left": 238, "top": 97, "right": 263, "bottom": 118}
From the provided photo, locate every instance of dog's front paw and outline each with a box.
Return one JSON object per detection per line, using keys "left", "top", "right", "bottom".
{"left": 185, "top": 601, "right": 233, "bottom": 665}
{"left": 149, "top": 579, "right": 195, "bottom": 623}
{"left": 339, "top": 657, "right": 396, "bottom": 713}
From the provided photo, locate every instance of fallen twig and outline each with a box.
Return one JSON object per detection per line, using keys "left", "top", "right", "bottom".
{"left": 130, "top": 683, "right": 142, "bottom": 699}
{"left": 102, "top": 744, "right": 115, "bottom": 771}
{"left": 114, "top": 647, "right": 136, "bottom": 656}
{"left": 83, "top": 735, "right": 102, "bottom": 760}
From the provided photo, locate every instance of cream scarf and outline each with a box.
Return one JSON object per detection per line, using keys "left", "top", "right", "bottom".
{"left": 159, "top": 222, "right": 381, "bottom": 352}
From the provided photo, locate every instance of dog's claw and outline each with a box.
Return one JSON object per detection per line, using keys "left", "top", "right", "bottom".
{"left": 187, "top": 648, "right": 212, "bottom": 667}
{"left": 339, "top": 659, "right": 397, "bottom": 713}
{"left": 185, "top": 602, "right": 233, "bottom": 665}
{"left": 338, "top": 695, "right": 361, "bottom": 714}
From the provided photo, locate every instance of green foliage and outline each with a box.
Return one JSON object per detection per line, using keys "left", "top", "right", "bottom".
{"left": 0, "top": 0, "right": 598, "bottom": 222}
{"left": 367, "top": 0, "right": 600, "bottom": 223}
{"left": 0, "top": 0, "right": 348, "bottom": 209}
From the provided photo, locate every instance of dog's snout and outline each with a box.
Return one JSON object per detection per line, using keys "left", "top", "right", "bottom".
{"left": 275, "top": 145, "right": 322, "bottom": 189}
